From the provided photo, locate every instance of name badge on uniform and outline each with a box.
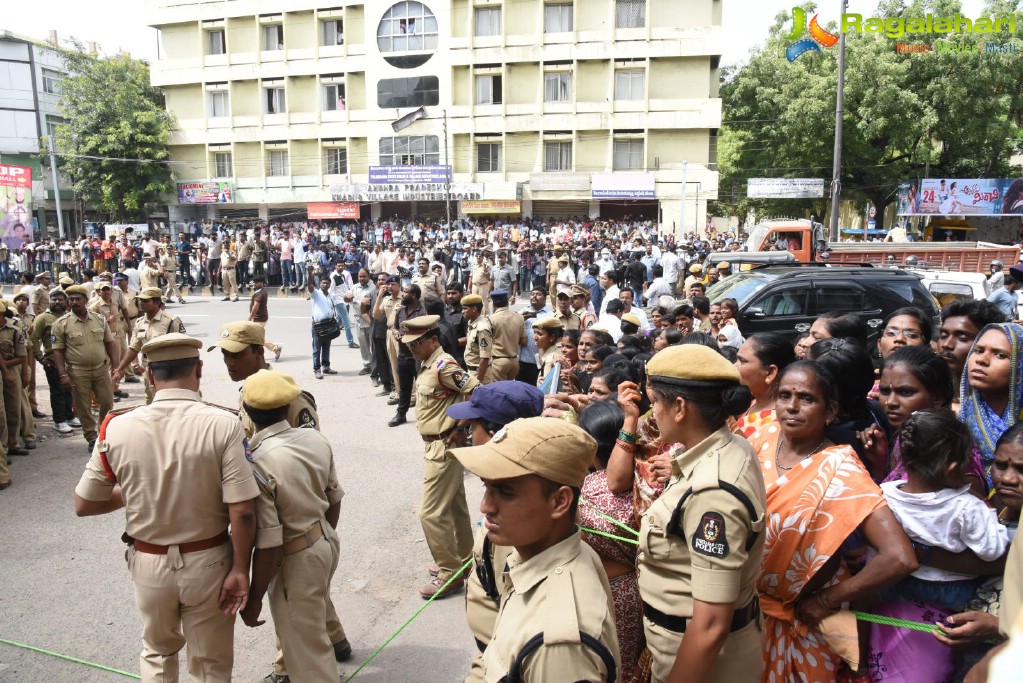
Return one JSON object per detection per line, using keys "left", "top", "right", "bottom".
{"left": 692, "top": 512, "right": 729, "bottom": 559}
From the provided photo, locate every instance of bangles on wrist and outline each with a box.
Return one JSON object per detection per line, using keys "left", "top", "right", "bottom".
{"left": 615, "top": 438, "right": 636, "bottom": 453}
{"left": 617, "top": 429, "right": 640, "bottom": 445}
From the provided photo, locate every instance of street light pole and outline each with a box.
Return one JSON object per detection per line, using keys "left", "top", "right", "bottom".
{"left": 443, "top": 110, "right": 451, "bottom": 229}
{"left": 49, "top": 136, "right": 66, "bottom": 239}
{"left": 829, "top": 0, "right": 848, "bottom": 242}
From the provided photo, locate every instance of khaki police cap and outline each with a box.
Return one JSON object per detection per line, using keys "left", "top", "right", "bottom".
{"left": 621, "top": 312, "right": 642, "bottom": 328}
{"left": 35, "top": 271, "right": 51, "bottom": 281}
{"left": 532, "top": 317, "right": 563, "bottom": 330}
{"left": 558, "top": 255, "right": 569, "bottom": 264}
{"left": 450, "top": 416, "right": 596, "bottom": 488}
{"left": 97, "top": 282, "right": 112, "bottom": 291}
{"left": 461, "top": 294, "right": 484, "bottom": 307}
{"left": 12, "top": 292, "right": 29, "bottom": 302}
{"left": 207, "top": 321, "right": 265, "bottom": 353}
{"left": 99, "top": 272, "right": 113, "bottom": 281}
{"left": 647, "top": 345, "right": 741, "bottom": 384}
{"left": 138, "top": 287, "right": 163, "bottom": 300}
{"left": 717, "top": 261, "right": 732, "bottom": 270}
{"left": 689, "top": 264, "right": 704, "bottom": 274}
{"left": 570, "top": 284, "right": 590, "bottom": 298}
{"left": 401, "top": 314, "right": 440, "bottom": 343}
{"left": 141, "top": 333, "right": 202, "bottom": 363}
{"left": 242, "top": 369, "right": 301, "bottom": 410}
{"left": 58, "top": 274, "right": 75, "bottom": 286}
{"left": 65, "top": 285, "right": 88, "bottom": 297}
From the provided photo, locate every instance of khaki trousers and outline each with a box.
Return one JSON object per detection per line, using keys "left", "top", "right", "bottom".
{"left": 419, "top": 440, "right": 473, "bottom": 581}
{"left": 164, "top": 273, "right": 183, "bottom": 301}
{"left": 20, "top": 382, "right": 35, "bottom": 442}
{"left": 69, "top": 363, "right": 114, "bottom": 444}
{"left": 254, "top": 321, "right": 280, "bottom": 355}
{"left": 28, "top": 361, "right": 37, "bottom": 411}
{"left": 386, "top": 333, "right": 400, "bottom": 396}
{"left": 269, "top": 531, "right": 340, "bottom": 682}
{"left": 484, "top": 357, "right": 519, "bottom": 384}
{"left": 222, "top": 267, "right": 238, "bottom": 300}
{"left": 3, "top": 369, "right": 21, "bottom": 450}
{"left": 129, "top": 542, "right": 235, "bottom": 683}
{"left": 0, "top": 384, "right": 8, "bottom": 485}
{"left": 645, "top": 618, "right": 763, "bottom": 683}
{"left": 471, "top": 283, "right": 492, "bottom": 313}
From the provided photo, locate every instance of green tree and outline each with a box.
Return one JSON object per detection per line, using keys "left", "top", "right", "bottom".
{"left": 716, "top": 0, "right": 1023, "bottom": 228}
{"left": 49, "top": 42, "right": 175, "bottom": 220}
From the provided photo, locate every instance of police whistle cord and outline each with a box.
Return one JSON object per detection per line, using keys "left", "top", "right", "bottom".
{"left": 343, "top": 556, "right": 474, "bottom": 682}
{"left": 0, "top": 638, "right": 141, "bottom": 679}
{"left": 580, "top": 497, "right": 640, "bottom": 537}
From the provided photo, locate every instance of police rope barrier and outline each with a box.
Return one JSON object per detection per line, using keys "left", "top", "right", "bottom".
{"left": 0, "top": 638, "right": 141, "bottom": 679}
{"left": 580, "top": 497, "right": 640, "bottom": 537}
{"left": 580, "top": 526, "right": 640, "bottom": 545}
{"left": 343, "top": 556, "right": 475, "bottom": 682}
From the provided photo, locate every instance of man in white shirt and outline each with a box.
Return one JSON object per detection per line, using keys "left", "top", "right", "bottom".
{"left": 595, "top": 249, "right": 616, "bottom": 276}
{"left": 554, "top": 256, "right": 576, "bottom": 295}
{"left": 594, "top": 298, "right": 624, "bottom": 342}
{"left": 660, "top": 245, "right": 681, "bottom": 293}
{"left": 598, "top": 271, "right": 621, "bottom": 317}
{"left": 619, "top": 289, "right": 652, "bottom": 332}
{"left": 328, "top": 261, "right": 357, "bottom": 348}
{"left": 292, "top": 235, "right": 307, "bottom": 289}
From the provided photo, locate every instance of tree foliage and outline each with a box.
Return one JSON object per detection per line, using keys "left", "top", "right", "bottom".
{"left": 716, "top": 0, "right": 1023, "bottom": 227}
{"left": 50, "top": 42, "right": 175, "bottom": 220}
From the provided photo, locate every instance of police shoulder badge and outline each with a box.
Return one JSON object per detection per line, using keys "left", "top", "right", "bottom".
{"left": 692, "top": 512, "right": 728, "bottom": 558}
{"left": 297, "top": 408, "right": 316, "bottom": 429}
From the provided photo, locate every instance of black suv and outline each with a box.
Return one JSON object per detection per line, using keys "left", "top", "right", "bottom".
{"left": 706, "top": 265, "right": 940, "bottom": 344}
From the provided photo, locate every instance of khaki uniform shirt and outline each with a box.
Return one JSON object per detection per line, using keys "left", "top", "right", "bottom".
{"left": 18, "top": 311, "right": 36, "bottom": 348}
{"left": 483, "top": 531, "right": 620, "bottom": 682}
{"left": 383, "top": 293, "right": 399, "bottom": 329}
{"left": 140, "top": 263, "right": 161, "bottom": 290}
{"left": 50, "top": 311, "right": 114, "bottom": 369}
{"left": 223, "top": 249, "right": 238, "bottom": 268}
{"left": 637, "top": 427, "right": 767, "bottom": 681}
{"left": 0, "top": 317, "right": 26, "bottom": 361}
{"left": 238, "top": 386, "right": 319, "bottom": 439}
{"left": 536, "top": 344, "right": 559, "bottom": 387}
{"left": 31, "top": 310, "right": 59, "bottom": 359}
{"left": 248, "top": 420, "right": 344, "bottom": 550}
{"left": 411, "top": 272, "right": 444, "bottom": 302}
{"left": 32, "top": 285, "right": 50, "bottom": 314}
{"left": 415, "top": 345, "right": 478, "bottom": 437}
{"left": 88, "top": 298, "right": 124, "bottom": 336}
{"left": 471, "top": 263, "right": 492, "bottom": 289}
{"left": 465, "top": 316, "right": 494, "bottom": 369}
{"left": 488, "top": 308, "right": 524, "bottom": 359}
{"left": 555, "top": 310, "right": 582, "bottom": 331}
{"left": 159, "top": 253, "right": 176, "bottom": 273}
{"left": 74, "top": 388, "right": 259, "bottom": 545}
{"left": 129, "top": 309, "right": 186, "bottom": 356}
{"left": 122, "top": 288, "right": 141, "bottom": 319}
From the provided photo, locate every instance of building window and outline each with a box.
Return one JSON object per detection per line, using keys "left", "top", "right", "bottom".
{"left": 45, "top": 115, "right": 64, "bottom": 140}
{"left": 544, "top": 4, "right": 574, "bottom": 33}
{"left": 377, "top": 2, "right": 439, "bottom": 53}
{"left": 475, "top": 74, "right": 502, "bottom": 105}
{"left": 377, "top": 76, "right": 440, "bottom": 109}
{"left": 544, "top": 141, "right": 572, "bottom": 171}
{"left": 213, "top": 152, "right": 233, "bottom": 177}
{"left": 475, "top": 7, "right": 501, "bottom": 36}
{"left": 208, "top": 90, "right": 230, "bottom": 118}
{"left": 544, "top": 72, "right": 571, "bottom": 102}
{"left": 267, "top": 150, "right": 289, "bottom": 176}
{"left": 263, "top": 24, "right": 284, "bottom": 51}
{"left": 477, "top": 143, "right": 501, "bottom": 173}
{"left": 322, "top": 19, "right": 344, "bottom": 46}
{"left": 614, "top": 70, "right": 644, "bottom": 100}
{"left": 207, "top": 29, "right": 226, "bottom": 55}
{"left": 42, "top": 69, "right": 61, "bottom": 95}
{"left": 615, "top": 0, "right": 646, "bottom": 28}
{"left": 613, "top": 139, "right": 643, "bottom": 170}
{"left": 264, "top": 85, "right": 286, "bottom": 114}
{"left": 379, "top": 135, "right": 440, "bottom": 166}
{"left": 323, "top": 83, "right": 346, "bottom": 111}
{"left": 324, "top": 148, "right": 348, "bottom": 174}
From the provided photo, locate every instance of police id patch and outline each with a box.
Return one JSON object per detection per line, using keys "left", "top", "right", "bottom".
{"left": 451, "top": 370, "right": 470, "bottom": 390}
{"left": 297, "top": 409, "right": 317, "bottom": 428}
{"left": 692, "top": 512, "right": 728, "bottom": 558}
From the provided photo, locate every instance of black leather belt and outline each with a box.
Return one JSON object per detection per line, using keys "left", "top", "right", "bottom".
{"left": 643, "top": 595, "right": 759, "bottom": 634}
{"left": 475, "top": 637, "right": 487, "bottom": 653}
{"left": 493, "top": 355, "right": 516, "bottom": 359}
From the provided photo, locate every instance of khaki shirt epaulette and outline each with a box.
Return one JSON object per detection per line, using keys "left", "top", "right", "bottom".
{"left": 465, "top": 316, "right": 494, "bottom": 368}
{"left": 238, "top": 387, "right": 319, "bottom": 438}
{"left": 488, "top": 308, "right": 524, "bottom": 358}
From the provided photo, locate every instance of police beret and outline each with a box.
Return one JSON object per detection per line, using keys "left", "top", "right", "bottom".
{"left": 12, "top": 292, "right": 28, "bottom": 302}
{"left": 208, "top": 321, "right": 266, "bottom": 353}
{"left": 242, "top": 369, "right": 301, "bottom": 410}
{"left": 65, "top": 285, "right": 88, "bottom": 296}
{"left": 570, "top": 284, "right": 590, "bottom": 297}
{"left": 717, "top": 261, "right": 732, "bottom": 270}
{"left": 99, "top": 272, "right": 113, "bottom": 281}
{"left": 647, "top": 345, "right": 741, "bottom": 385}
{"left": 35, "top": 272, "right": 51, "bottom": 281}
{"left": 141, "top": 333, "right": 202, "bottom": 363}
{"left": 558, "top": 256, "right": 569, "bottom": 263}
{"left": 621, "top": 312, "right": 642, "bottom": 328}
{"left": 97, "top": 282, "right": 112, "bottom": 291}
{"left": 461, "top": 294, "right": 484, "bottom": 307}
{"left": 450, "top": 417, "right": 597, "bottom": 488}
{"left": 689, "top": 264, "right": 704, "bottom": 274}
{"left": 58, "top": 274, "right": 75, "bottom": 286}
{"left": 401, "top": 314, "right": 440, "bottom": 343}
{"left": 532, "top": 317, "right": 563, "bottom": 330}
{"left": 138, "top": 287, "right": 163, "bottom": 300}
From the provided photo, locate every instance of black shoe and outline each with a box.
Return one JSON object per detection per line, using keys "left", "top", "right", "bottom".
{"left": 24, "top": 441, "right": 36, "bottom": 450}
{"left": 87, "top": 441, "right": 95, "bottom": 453}
{"left": 358, "top": 367, "right": 371, "bottom": 376}
{"left": 388, "top": 413, "right": 407, "bottom": 427}
{"left": 323, "top": 368, "right": 338, "bottom": 375}
{"left": 387, "top": 397, "right": 400, "bottom": 405}
{"left": 114, "top": 390, "right": 129, "bottom": 399}
{"left": 8, "top": 448, "right": 29, "bottom": 456}
{"left": 377, "top": 388, "right": 390, "bottom": 396}
{"left": 31, "top": 410, "right": 47, "bottom": 419}
{"left": 348, "top": 342, "right": 359, "bottom": 349}
{"left": 221, "top": 297, "right": 230, "bottom": 301}
{"left": 333, "top": 639, "right": 352, "bottom": 662}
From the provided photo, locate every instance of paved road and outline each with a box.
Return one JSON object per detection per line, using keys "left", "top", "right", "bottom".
{"left": 0, "top": 292, "right": 481, "bottom": 682}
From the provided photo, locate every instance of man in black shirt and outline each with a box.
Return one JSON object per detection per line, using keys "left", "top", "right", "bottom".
{"left": 390, "top": 284, "right": 424, "bottom": 427}
{"left": 443, "top": 282, "right": 468, "bottom": 368}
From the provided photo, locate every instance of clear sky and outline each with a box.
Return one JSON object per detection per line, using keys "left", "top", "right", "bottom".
{"left": 0, "top": 0, "right": 991, "bottom": 64}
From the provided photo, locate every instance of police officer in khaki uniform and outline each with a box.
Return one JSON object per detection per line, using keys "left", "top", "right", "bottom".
{"left": 484, "top": 290, "right": 524, "bottom": 383}
{"left": 636, "top": 345, "right": 766, "bottom": 682}
{"left": 461, "top": 294, "right": 493, "bottom": 383}
{"left": 553, "top": 291, "right": 582, "bottom": 331}
{"left": 112, "top": 287, "right": 186, "bottom": 404}
{"left": 221, "top": 245, "right": 239, "bottom": 301}
{"left": 532, "top": 317, "right": 563, "bottom": 388}
{"left": 239, "top": 370, "right": 346, "bottom": 683}
{"left": 74, "top": 333, "right": 259, "bottom": 682}
{"left": 445, "top": 382, "right": 545, "bottom": 683}
{"left": 89, "top": 282, "right": 130, "bottom": 400}
{"left": 140, "top": 256, "right": 161, "bottom": 291}
{"left": 412, "top": 257, "right": 444, "bottom": 302}
{"left": 31, "top": 271, "right": 51, "bottom": 315}
{"left": 451, "top": 417, "right": 621, "bottom": 682}
{"left": 401, "top": 314, "right": 479, "bottom": 599}
{"left": 51, "top": 284, "right": 119, "bottom": 451}
{"left": 0, "top": 302, "right": 27, "bottom": 457}
{"left": 470, "top": 251, "right": 493, "bottom": 312}
{"left": 160, "top": 246, "right": 185, "bottom": 303}
{"left": 13, "top": 293, "right": 38, "bottom": 447}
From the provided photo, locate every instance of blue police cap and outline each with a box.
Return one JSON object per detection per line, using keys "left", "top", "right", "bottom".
{"left": 447, "top": 381, "right": 544, "bottom": 426}
{"left": 491, "top": 289, "right": 510, "bottom": 298}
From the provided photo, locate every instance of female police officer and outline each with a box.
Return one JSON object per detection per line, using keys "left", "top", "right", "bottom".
{"left": 625, "top": 344, "right": 766, "bottom": 682}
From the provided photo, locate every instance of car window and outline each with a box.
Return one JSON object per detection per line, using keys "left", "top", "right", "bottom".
{"left": 928, "top": 282, "right": 975, "bottom": 307}
{"left": 707, "top": 272, "right": 776, "bottom": 305}
{"left": 751, "top": 285, "right": 811, "bottom": 316}
{"left": 815, "top": 284, "right": 868, "bottom": 313}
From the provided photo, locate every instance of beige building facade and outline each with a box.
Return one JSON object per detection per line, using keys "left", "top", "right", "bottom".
{"left": 146, "top": 0, "right": 720, "bottom": 235}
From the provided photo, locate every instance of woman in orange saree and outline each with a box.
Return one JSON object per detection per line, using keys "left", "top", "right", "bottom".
{"left": 748, "top": 361, "right": 917, "bottom": 683}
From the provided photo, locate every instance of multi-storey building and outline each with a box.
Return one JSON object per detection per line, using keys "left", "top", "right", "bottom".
{"left": 146, "top": 0, "right": 720, "bottom": 234}
{"left": 0, "top": 30, "right": 80, "bottom": 235}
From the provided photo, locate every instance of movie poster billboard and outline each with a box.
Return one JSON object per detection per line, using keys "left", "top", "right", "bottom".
{"left": 0, "top": 164, "right": 34, "bottom": 249}
{"left": 896, "top": 178, "right": 1023, "bottom": 216}
{"left": 177, "top": 181, "right": 234, "bottom": 204}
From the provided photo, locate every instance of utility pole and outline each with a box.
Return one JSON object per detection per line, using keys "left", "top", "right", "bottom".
{"left": 443, "top": 110, "right": 451, "bottom": 230}
{"left": 48, "top": 136, "right": 65, "bottom": 239}
{"left": 679, "top": 160, "right": 688, "bottom": 238}
{"left": 829, "top": 0, "right": 848, "bottom": 242}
